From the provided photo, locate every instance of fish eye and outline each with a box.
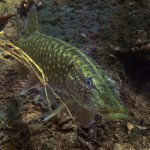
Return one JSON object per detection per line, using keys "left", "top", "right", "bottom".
{"left": 86, "top": 77, "right": 93, "bottom": 90}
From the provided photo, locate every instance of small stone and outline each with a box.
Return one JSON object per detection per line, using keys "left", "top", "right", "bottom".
{"left": 136, "top": 39, "right": 142, "bottom": 44}
{"left": 114, "top": 46, "right": 120, "bottom": 51}
{"left": 24, "top": 4, "right": 28, "bottom": 9}
{"left": 38, "top": 2, "right": 43, "bottom": 7}
{"left": 61, "top": 121, "right": 74, "bottom": 130}
{"left": 144, "top": 43, "right": 150, "bottom": 50}
{"left": 80, "top": 33, "right": 87, "bottom": 38}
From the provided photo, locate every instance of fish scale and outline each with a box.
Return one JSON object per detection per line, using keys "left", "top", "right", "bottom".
{"left": 20, "top": 32, "right": 84, "bottom": 89}
{"left": 16, "top": 6, "right": 128, "bottom": 126}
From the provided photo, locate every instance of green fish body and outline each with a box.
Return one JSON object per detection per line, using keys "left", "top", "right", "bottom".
{"left": 16, "top": 6, "right": 128, "bottom": 126}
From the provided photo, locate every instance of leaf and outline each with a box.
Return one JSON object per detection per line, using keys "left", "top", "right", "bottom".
{"left": 127, "top": 122, "right": 135, "bottom": 134}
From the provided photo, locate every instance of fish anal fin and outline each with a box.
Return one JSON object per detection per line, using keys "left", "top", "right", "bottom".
{"left": 20, "top": 72, "right": 39, "bottom": 95}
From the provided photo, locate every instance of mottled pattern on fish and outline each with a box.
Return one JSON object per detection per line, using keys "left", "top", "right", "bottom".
{"left": 17, "top": 6, "right": 128, "bottom": 122}
{"left": 20, "top": 33, "right": 99, "bottom": 91}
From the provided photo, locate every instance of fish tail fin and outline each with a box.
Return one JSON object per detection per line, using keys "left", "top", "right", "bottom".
{"left": 16, "top": 5, "right": 39, "bottom": 38}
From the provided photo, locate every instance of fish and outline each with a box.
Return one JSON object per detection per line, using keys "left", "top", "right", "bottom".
{"left": 16, "top": 6, "right": 128, "bottom": 127}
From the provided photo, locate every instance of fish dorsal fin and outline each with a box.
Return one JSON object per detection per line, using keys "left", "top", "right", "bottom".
{"left": 16, "top": 5, "right": 39, "bottom": 38}
{"left": 26, "top": 5, "right": 39, "bottom": 35}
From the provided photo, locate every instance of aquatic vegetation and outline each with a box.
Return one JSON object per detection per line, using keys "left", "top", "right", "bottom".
{"left": 0, "top": 0, "right": 22, "bottom": 17}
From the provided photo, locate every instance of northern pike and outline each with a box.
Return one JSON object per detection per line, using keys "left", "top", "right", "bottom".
{"left": 16, "top": 6, "right": 128, "bottom": 126}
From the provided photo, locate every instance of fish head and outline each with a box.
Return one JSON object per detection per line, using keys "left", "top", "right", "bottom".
{"left": 74, "top": 66, "right": 128, "bottom": 121}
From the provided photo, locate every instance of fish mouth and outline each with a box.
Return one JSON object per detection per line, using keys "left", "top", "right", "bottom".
{"left": 95, "top": 110, "right": 128, "bottom": 121}
{"left": 105, "top": 112, "right": 128, "bottom": 121}
{"left": 82, "top": 104, "right": 128, "bottom": 121}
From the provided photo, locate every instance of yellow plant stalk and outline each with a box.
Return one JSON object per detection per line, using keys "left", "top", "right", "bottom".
{"left": 0, "top": 33, "right": 74, "bottom": 122}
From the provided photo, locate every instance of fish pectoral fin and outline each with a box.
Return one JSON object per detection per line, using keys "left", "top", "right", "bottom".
{"left": 74, "top": 104, "right": 94, "bottom": 128}
{"left": 39, "top": 86, "right": 57, "bottom": 106}
{"left": 43, "top": 104, "right": 65, "bottom": 122}
{"left": 20, "top": 72, "right": 39, "bottom": 95}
